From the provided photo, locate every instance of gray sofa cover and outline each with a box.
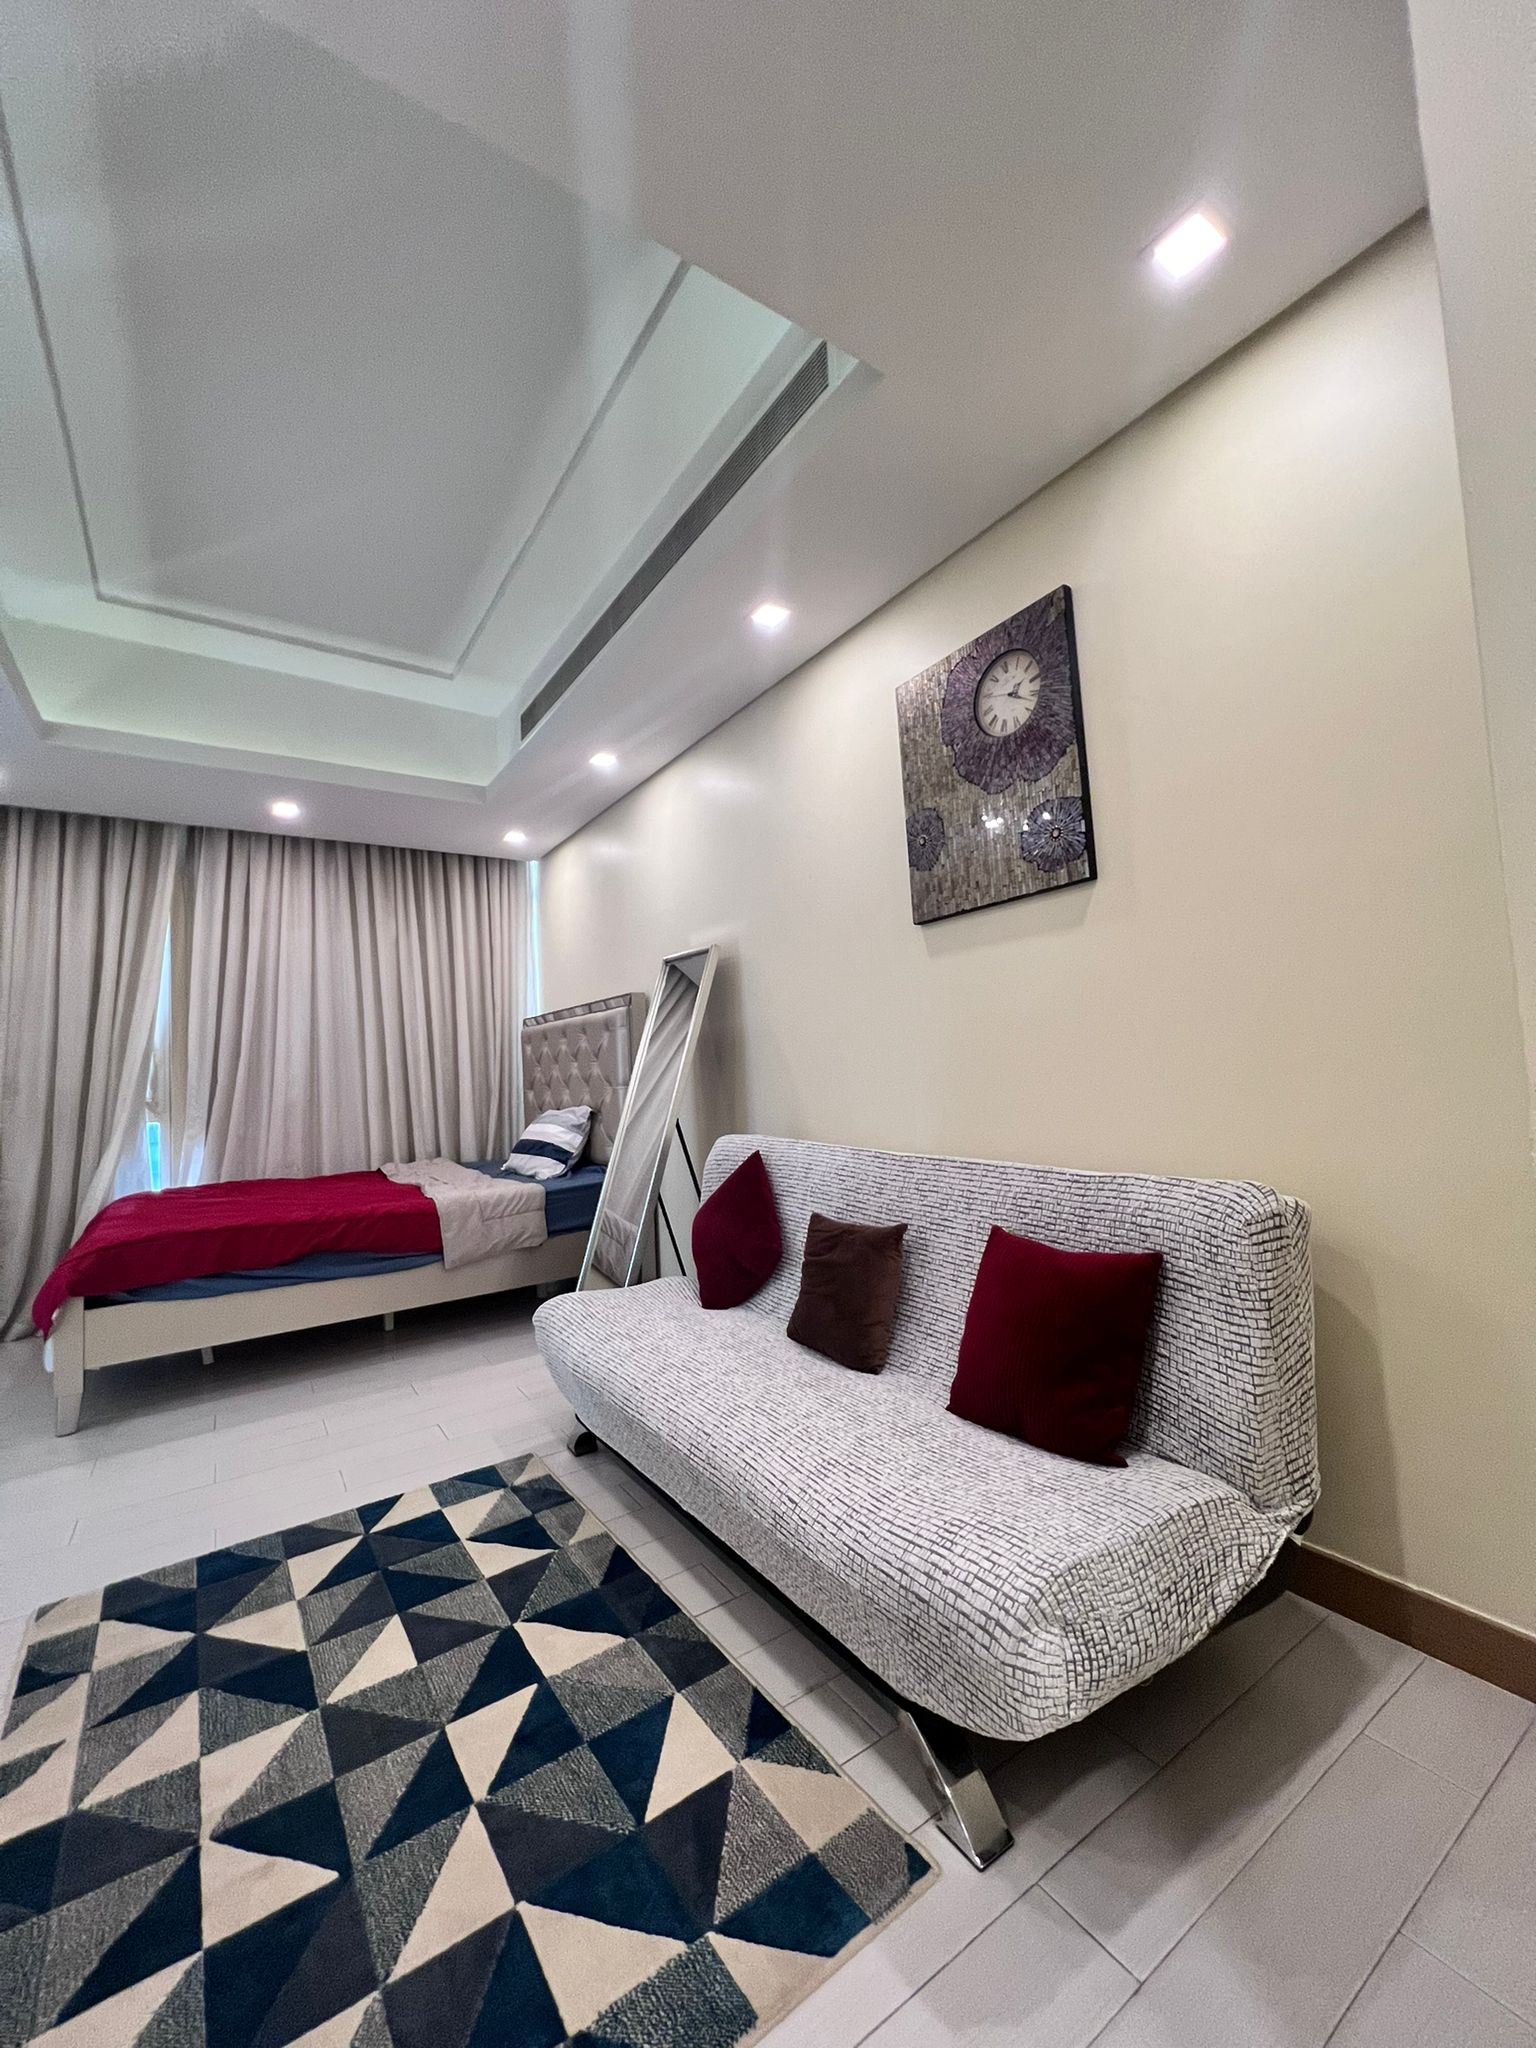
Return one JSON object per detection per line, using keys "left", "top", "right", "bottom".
{"left": 534, "top": 1134, "right": 1317, "bottom": 1743}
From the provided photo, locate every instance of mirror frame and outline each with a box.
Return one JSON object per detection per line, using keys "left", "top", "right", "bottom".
{"left": 576, "top": 943, "right": 719, "bottom": 1290}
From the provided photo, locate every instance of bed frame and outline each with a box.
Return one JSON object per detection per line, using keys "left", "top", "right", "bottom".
{"left": 46, "top": 990, "right": 645, "bottom": 1434}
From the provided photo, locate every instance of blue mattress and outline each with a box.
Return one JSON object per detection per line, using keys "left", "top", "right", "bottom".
{"left": 90, "top": 1161, "right": 605, "bottom": 1306}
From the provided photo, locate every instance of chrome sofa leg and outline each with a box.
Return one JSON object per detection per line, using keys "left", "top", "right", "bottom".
{"left": 568, "top": 1426, "right": 601, "bottom": 1458}
{"left": 899, "top": 1707, "right": 1013, "bottom": 1870}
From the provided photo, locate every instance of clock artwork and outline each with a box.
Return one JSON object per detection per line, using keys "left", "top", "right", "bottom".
{"left": 895, "top": 585, "right": 1096, "bottom": 924}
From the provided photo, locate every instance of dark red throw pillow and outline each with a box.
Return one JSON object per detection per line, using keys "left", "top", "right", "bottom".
{"left": 786, "top": 1213, "right": 908, "bottom": 1374}
{"left": 692, "top": 1150, "right": 783, "bottom": 1309}
{"left": 948, "top": 1226, "right": 1163, "bottom": 1466}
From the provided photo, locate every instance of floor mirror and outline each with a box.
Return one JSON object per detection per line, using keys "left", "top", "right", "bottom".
{"left": 577, "top": 945, "right": 719, "bottom": 1290}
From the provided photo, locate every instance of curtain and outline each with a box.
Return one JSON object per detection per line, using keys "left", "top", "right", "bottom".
{"left": 176, "top": 831, "right": 525, "bottom": 1184}
{"left": 0, "top": 807, "right": 184, "bottom": 1337}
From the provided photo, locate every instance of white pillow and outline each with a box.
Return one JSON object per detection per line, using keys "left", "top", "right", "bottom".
{"left": 502, "top": 1105, "right": 592, "bottom": 1182}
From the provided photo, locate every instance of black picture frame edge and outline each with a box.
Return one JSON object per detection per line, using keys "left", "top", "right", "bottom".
{"left": 910, "top": 859, "right": 1093, "bottom": 927}
{"left": 1060, "top": 583, "right": 1099, "bottom": 888}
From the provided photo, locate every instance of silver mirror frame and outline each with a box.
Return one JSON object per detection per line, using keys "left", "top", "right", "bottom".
{"left": 576, "top": 944, "right": 719, "bottom": 1290}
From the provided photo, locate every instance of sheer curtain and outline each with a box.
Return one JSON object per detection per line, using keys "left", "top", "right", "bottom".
{"left": 175, "top": 830, "right": 526, "bottom": 1184}
{"left": 0, "top": 807, "right": 184, "bottom": 1337}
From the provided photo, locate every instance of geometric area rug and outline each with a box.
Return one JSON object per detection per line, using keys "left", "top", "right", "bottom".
{"left": 0, "top": 1453, "right": 934, "bottom": 2047}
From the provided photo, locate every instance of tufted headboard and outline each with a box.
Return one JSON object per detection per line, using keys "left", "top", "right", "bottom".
{"left": 520, "top": 992, "right": 646, "bottom": 1165}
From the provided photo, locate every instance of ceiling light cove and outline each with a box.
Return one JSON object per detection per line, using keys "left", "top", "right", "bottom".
{"left": 750, "top": 601, "right": 791, "bottom": 633}
{"left": 0, "top": 19, "right": 857, "bottom": 808}
{"left": 269, "top": 799, "right": 301, "bottom": 820}
{"left": 1150, "top": 209, "right": 1228, "bottom": 283}
{"left": 589, "top": 751, "right": 619, "bottom": 772}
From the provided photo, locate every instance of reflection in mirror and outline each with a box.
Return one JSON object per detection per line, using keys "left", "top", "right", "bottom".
{"left": 579, "top": 946, "right": 719, "bottom": 1290}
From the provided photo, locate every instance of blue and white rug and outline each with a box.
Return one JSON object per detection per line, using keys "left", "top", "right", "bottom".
{"left": 0, "top": 1453, "right": 933, "bottom": 2046}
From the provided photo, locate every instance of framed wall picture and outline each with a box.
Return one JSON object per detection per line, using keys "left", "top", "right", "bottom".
{"left": 895, "top": 585, "right": 1096, "bottom": 924}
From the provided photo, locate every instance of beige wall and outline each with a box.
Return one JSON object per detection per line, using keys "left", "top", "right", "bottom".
{"left": 540, "top": 221, "right": 1536, "bottom": 1637}
{"left": 1406, "top": 0, "right": 1536, "bottom": 1142}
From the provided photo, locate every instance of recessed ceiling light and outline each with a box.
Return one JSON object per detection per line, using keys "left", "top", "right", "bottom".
{"left": 589, "top": 751, "right": 618, "bottom": 771}
{"left": 502, "top": 829, "right": 528, "bottom": 846}
{"left": 1150, "top": 209, "right": 1228, "bottom": 283}
{"left": 750, "top": 601, "right": 791, "bottom": 633}
{"left": 269, "top": 799, "right": 301, "bottom": 820}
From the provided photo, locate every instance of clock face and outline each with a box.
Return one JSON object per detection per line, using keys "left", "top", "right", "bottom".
{"left": 973, "top": 648, "right": 1043, "bottom": 738}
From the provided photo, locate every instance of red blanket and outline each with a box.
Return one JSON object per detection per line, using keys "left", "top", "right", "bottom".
{"left": 32, "top": 1172, "right": 442, "bottom": 1334}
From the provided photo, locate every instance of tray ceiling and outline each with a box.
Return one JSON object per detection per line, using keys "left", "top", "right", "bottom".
{"left": 0, "top": 0, "right": 1425, "bottom": 854}
{"left": 1, "top": 0, "right": 842, "bottom": 789}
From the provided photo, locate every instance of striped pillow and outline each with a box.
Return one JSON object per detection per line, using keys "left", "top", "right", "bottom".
{"left": 502, "top": 1105, "right": 592, "bottom": 1181}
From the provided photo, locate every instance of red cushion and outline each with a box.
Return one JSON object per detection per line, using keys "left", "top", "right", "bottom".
{"left": 948, "top": 1226, "right": 1163, "bottom": 1466}
{"left": 692, "top": 1150, "right": 783, "bottom": 1309}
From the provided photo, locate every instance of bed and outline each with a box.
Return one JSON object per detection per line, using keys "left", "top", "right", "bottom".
{"left": 38, "top": 991, "right": 643, "bottom": 1435}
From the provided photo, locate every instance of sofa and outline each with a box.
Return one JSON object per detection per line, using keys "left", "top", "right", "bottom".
{"left": 534, "top": 1133, "right": 1318, "bottom": 1861}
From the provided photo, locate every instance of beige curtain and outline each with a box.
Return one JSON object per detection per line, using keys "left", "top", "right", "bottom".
{"left": 176, "top": 830, "right": 525, "bottom": 1184}
{"left": 0, "top": 807, "right": 184, "bottom": 1337}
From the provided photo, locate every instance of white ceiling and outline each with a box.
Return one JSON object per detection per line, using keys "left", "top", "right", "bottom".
{"left": 0, "top": 0, "right": 1426, "bottom": 856}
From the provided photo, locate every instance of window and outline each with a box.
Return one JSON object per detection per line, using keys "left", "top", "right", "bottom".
{"left": 139, "top": 925, "right": 174, "bottom": 1194}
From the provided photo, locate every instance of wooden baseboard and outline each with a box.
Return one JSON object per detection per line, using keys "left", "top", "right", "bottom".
{"left": 1292, "top": 1544, "right": 1536, "bottom": 1704}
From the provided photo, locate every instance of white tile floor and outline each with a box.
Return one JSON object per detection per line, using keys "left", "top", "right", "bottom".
{"left": 2, "top": 1294, "right": 1533, "bottom": 2047}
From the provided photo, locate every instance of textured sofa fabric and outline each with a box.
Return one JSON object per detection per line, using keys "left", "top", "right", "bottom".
{"left": 535, "top": 1134, "right": 1317, "bottom": 1742}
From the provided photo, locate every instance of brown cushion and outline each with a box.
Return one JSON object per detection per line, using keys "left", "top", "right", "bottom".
{"left": 786, "top": 1212, "right": 908, "bottom": 1374}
